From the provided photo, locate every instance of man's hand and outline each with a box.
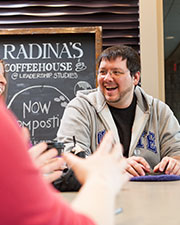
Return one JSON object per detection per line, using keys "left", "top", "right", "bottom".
{"left": 153, "top": 156, "right": 180, "bottom": 175}
{"left": 126, "top": 156, "right": 151, "bottom": 176}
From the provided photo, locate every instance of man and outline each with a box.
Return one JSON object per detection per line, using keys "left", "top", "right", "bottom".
{"left": 57, "top": 44, "right": 180, "bottom": 176}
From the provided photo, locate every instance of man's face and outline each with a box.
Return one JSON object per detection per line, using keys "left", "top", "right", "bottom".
{"left": 0, "top": 62, "right": 7, "bottom": 96}
{"left": 98, "top": 57, "right": 140, "bottom": 108}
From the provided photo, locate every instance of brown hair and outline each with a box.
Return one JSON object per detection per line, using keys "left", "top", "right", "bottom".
{"left": 97, "top": 45, "right": 141, "bottom": 77}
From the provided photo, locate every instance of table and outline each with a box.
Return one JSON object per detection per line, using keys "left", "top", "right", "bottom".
{"left": 62, "top": 180, "right": 180, "bottom": 225}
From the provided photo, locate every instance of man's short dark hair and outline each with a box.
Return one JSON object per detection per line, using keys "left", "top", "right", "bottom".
{"left": 97, "top": 45, "right": 141, "bottom": 77}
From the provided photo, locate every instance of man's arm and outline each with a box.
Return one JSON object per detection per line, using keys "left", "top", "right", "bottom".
{"left": 156, "top": 101, "right": 180, "bottom": 175}
{"left": 158, "top": 101, "right": 180, "bottom": 159}
{"left": 57, "top": 98, "right": 94, "bottom": 155}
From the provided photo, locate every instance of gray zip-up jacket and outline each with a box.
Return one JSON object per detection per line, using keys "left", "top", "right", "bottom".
{"left": 57, "top": 86, "right": 180, "bottom": 168}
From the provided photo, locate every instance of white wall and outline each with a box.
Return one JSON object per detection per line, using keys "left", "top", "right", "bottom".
{"left": 139, "top": 0, "right": 165, "bottom": 101}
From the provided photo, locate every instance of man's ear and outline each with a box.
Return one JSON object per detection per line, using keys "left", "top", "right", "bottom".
{"left": 133, "top": 71, "right": 141, "bottom": 85}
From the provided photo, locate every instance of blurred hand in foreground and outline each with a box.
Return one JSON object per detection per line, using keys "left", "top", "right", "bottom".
{"left": 22, "top": 127, "right": 65, "bottom": 183}
{"left": 63, "top": 131, "right": 130, "bottom": 195}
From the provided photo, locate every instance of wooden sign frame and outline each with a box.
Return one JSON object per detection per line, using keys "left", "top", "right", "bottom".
{"left": 0, "top": 26, "right": 102, "bottom": 144}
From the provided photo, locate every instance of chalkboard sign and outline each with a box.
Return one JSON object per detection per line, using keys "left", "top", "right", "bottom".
{"left": 0, "top": 27, "right": 102, "bottom": 144}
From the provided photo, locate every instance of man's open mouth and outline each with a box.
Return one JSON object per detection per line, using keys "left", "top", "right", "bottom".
{"left": 105, "top": 87, "right": 117, "bottom": 91}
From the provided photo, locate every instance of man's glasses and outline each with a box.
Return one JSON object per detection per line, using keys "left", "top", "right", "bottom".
{"left": 98, "top": 69, "right": 128, "bottom": 77}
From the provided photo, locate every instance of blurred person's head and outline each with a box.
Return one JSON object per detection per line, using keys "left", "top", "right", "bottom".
{"left": 0, "top": 60, "right": 7, "bottom": 96}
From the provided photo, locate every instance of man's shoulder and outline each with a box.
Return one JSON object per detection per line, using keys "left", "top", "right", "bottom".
{"left": 76, "top": 88, "right": 98, "bottom": 98}
{"left": 135, "top": 86, "right": 172, "bottom": 113}
{"left": 68, "top": 88, "right": 105, "bottom": 111}
{"left": 66, "top": 88, "right": 97, "bottom": 106}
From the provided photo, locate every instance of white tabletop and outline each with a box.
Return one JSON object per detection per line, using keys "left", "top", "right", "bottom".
{"left": 62, "top": 180, "right": 180, "bottom": 225}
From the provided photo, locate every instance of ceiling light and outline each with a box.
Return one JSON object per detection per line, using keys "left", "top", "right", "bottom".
{"left": 165, "top": 36, "right": 174, "bottom": 40}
